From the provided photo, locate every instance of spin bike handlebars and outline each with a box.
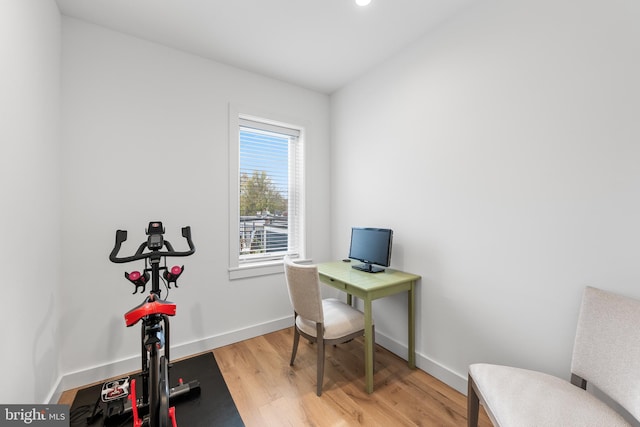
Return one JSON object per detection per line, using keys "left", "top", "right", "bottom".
{"left": 109, "top": 223, "right": 195, "bottom": 264}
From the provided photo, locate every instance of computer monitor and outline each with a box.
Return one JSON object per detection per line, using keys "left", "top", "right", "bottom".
{"left": 348, "top": 227, "right": 393, "bottom": 273}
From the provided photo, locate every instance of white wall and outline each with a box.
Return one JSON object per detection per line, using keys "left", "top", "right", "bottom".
{"left": 0, "top": 0, "right": 62, "bottom": 403}
{"left": 331, "top": 0, "right": 640, "bottom": 392}
{"left": 59, "top": 18, "right": 331, "bottom": 389}
{"left": 9, "top": 0, "right": 639, "bottom": 404}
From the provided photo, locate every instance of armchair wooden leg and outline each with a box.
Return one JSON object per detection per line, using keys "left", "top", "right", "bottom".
{"left": 317, "top": 323, "right": 325, "bottom": 396}
{"left": 467, "top": 374, "right": 480, "bottom": 427}
{"left": 290, "top": 326, "right": 300, "bottom": 366}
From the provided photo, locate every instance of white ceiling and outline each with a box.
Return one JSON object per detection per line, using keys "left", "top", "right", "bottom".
{"left": 55, "top": 0, "right": 476, "bottom": 94}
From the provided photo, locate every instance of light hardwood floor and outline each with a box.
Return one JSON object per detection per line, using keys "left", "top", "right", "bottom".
{"left": 59, "top": 328, "right": 492, "bottom": 426}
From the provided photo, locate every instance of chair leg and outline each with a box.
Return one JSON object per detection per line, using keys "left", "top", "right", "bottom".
{"left": 290, "top": 326, "right": 300, "bottom": 366}
{"left": 467, "top": 374, "right": 480, "bottom": 427}
{"left": 316, "top": 323, "right": 325, "bottom": 396}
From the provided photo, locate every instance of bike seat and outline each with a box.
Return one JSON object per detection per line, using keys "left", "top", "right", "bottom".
{"left": 125, "top": 295, "right": 176, "bottom": 327}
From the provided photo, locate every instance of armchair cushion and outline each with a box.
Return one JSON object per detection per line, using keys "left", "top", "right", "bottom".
{"left": 469, "top": 363, "right": 631, "bottom": 427}
{"left": 296, "top": 298, "right": 365, "bottom": 340}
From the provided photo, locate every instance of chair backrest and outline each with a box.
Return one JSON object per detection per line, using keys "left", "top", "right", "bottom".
{"left": 571, "top": 286, "right": 640, "bottom": 421}
{"left": 283, "top": 256, "right": 323, "bottom": 323}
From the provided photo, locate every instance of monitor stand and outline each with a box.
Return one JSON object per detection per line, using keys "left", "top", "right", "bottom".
{"left": 352, "top": 263, "right": 385, "bottom": 273}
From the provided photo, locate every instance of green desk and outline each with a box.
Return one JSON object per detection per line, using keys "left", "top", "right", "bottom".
{"left": 317, "top": 261, "right": 421, "bottom": 393}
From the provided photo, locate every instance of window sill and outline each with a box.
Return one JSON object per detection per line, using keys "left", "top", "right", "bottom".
{"left": 229, "top": 258, "right": 312, "bottom": 280}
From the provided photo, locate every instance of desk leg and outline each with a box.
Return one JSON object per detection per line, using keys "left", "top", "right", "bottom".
{"left": 408, "top": 281, "right": 416, "bottom": 368}
{"left": 364, "top": 297, "right": 374, "bottom": 394}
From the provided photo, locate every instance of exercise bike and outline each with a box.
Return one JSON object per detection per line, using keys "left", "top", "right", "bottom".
{"left": 107, "top": 221, "right": 199, "bottom": 427}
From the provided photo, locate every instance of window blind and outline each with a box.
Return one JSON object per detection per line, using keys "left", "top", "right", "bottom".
{"left": 238, "top": 118, "right": 303, "bottom": 263}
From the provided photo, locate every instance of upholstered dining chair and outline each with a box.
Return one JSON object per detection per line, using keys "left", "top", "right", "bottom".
{"left": 283, "top": 256, "right": 369, "bottom": 396}
{"left": 468, "top": 286, "right": 640, "bottom": 427}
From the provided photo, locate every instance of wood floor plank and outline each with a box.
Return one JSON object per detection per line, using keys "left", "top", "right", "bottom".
{"left": 214, "top": 328, "right": 492, "bottom": 427}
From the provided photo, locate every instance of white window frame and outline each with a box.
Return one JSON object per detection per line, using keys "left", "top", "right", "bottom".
{"left": 228, "top": 105, "right": 306, "bottom": 279}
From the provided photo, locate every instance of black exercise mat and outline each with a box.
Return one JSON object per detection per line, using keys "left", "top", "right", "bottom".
{"left": 69, "top": 352, "right": 244, "bottom": 427}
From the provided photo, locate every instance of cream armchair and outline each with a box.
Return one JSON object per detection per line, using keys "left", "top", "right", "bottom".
{"left": 283, "top": 256, "right": 369, "bottom": 396}
{"left": 468, "top": 286, "right": 640, "bottom": 426}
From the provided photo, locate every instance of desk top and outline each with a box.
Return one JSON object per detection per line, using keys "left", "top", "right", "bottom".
{"left": 317, "top": 261, "right": 420, "bottom": 292}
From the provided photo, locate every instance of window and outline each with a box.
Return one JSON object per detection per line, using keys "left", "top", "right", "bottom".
{"left": 229, "top": 109, "right": 305, "bottom": 278}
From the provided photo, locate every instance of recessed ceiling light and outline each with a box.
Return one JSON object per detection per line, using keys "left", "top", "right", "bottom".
{"left": 356, "top": 0, "right": 372, "bottom": 6}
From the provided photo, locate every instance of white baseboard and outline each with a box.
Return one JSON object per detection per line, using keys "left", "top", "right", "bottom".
{"left": 49, "top": 316, "right": 293, "bottom": 404}
{"left": 375, "top": 331, "right": 467, "bottom": 395}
